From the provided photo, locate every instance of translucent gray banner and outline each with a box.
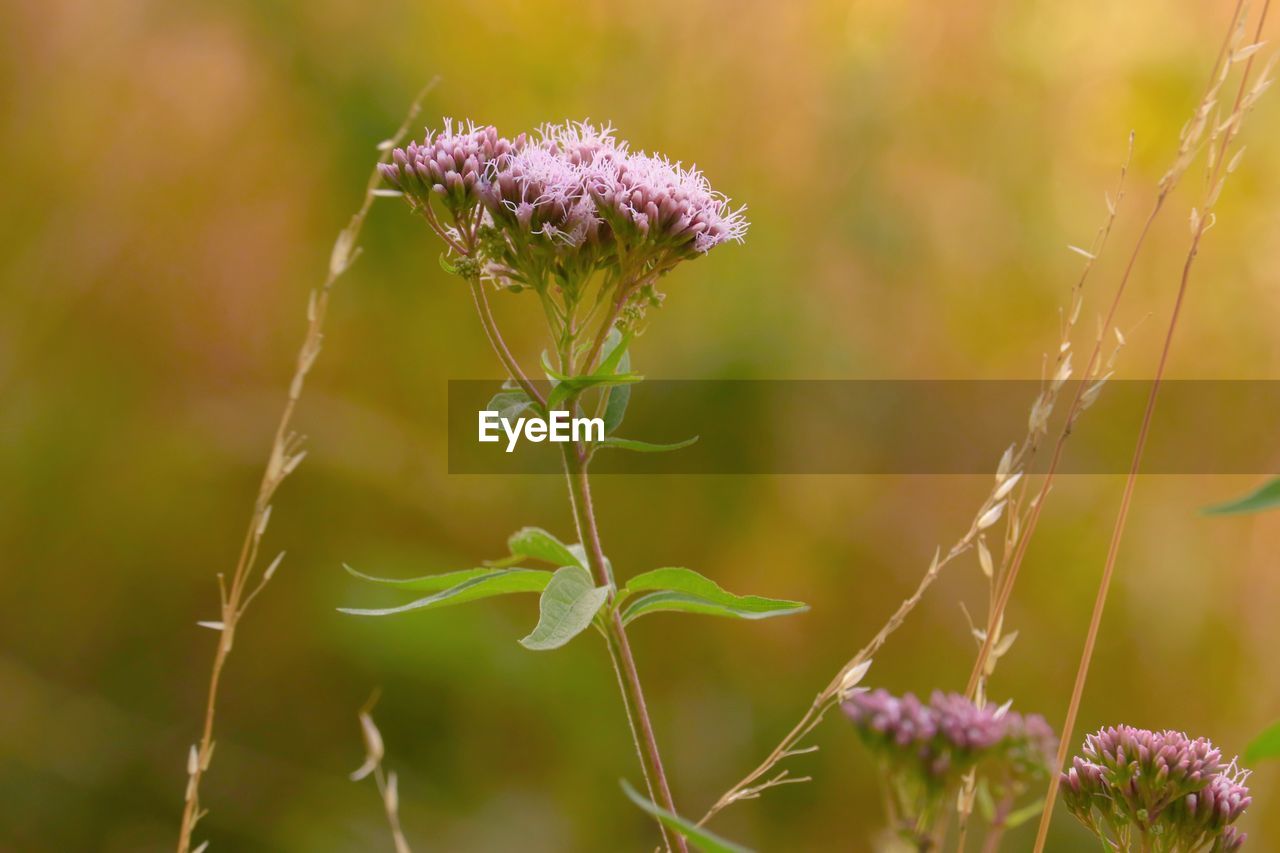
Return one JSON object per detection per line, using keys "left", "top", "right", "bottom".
{"left": 447, "top": 380, "right": 1280, "bottom": 474}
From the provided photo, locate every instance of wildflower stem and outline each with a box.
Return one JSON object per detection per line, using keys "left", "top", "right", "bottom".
{"left": 175, "top": 80, "right": 438, "bottom": 853}
{"left": 468, "top": 277, "right": 547, "bottom": 409}
{"left": 467, "top": 277, "right": 684, "bottom": 852}
{"left": 561, "top": 444, "right": 687, "bottom": 853}
{"left": 1034, "top": 4, "right": 1270, "bottom": 847}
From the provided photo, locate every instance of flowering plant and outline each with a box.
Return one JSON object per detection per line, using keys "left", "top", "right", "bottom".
{"left": 1062, "top": 726, "right": 1252, "bottom": 852}
{"left": 377, "top": 119, "right": 745, "bottom": 313}
{"left": 344, "top": 119, "right": 793, "bottom": 851}
{"left": 844, "top": 689, "right": 1056, "bottom": 850}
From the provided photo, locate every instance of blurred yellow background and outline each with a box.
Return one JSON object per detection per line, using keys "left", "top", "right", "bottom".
{"left": 2, "top": 0, "right": 1279, "bottom": 850}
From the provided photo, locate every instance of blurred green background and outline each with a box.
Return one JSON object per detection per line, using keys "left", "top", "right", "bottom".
{"left": 2, "top": 0, "right": 1279, "bottom": 850}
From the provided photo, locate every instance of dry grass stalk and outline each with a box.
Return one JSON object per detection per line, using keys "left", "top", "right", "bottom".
{"left": 700, "top": 3, "right": 1262, "bottom": 827}
{"left": 695, "top": 169, "right": 1130, "bottom": 823}
{"left": 175, "top": 81, "right": 438, "bottom": 853}
{"left": 352, "top": 695, "right": 413, "bottom": 853}
{"left": 1034, "top": 6, "right": 1274, "bottom": 848}
{"left": 952, "top": 139, "right": 1135, "bottom": 849}
{"left": 962, "top": 0, "right": 1252, "bottom": 701}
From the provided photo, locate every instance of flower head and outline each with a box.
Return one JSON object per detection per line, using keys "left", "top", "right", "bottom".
{"left": 379, "top": 120, "right": 519, "bottom": 217}
{"left": 381, "top": 118, "right": 746, "bottom": 302}
{"left": 844, "top": 689, "right": 1055, "bottom": 846}
{"left": 1062, "top": 726, "right": 1251, "bottom": 850}
{"left": 844, "top": 690, "right": 1054, "bottom": 786}
{"left": 585, "top": 149, "right": 748, "bottom": 259}
{"left": 474, "top": 122, "right": 621, "bottom": 280}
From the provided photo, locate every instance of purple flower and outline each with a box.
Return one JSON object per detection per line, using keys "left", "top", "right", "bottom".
{"left": 1061, "top": 726, "right": 1251, "bottom": 850}
{"left": 1220, "top": 826, "right": 1248, "bottom": 852}
{"left": 843, "top": 690, "right": 1053, "bottom": 784}
{"left": 584, "top": 149, "right": 748, "bottom": 258}
{"left": 931, "top": 691, "right": 1006, "bottom": 751}
{"left": 845, "top": 689, "right": 1056, "bottom": 844}
{"left": 379, "top": 120, "right": 521, "bottom": 216}
{"left": 845, "top": 689, "right": 935, "bottom": 748}
{"left": 478, "top": 123, "right": 618, "bottom": 258}
{"left": 381, "top": 119, "right": 746, "bottom": 295}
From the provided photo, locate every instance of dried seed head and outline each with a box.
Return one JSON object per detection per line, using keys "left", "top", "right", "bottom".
{"left": 992, "top": 471, "right": 1023, "bottom": 502}
{"left": 976, "top": 538, "right": 994, "bottom": 579}
{"left": 838, "top": 659, "right": 874, "bottom": 700}
{"left": 976, "top": 500, "right": 1006, "bottom": 531}
{"left": 351, "top": 710, "right": 386, "bottom": 782}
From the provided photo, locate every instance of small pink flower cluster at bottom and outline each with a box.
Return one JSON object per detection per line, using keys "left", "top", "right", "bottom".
{"left": 1062, "top": 725, "right": 1252, "bottom": 851}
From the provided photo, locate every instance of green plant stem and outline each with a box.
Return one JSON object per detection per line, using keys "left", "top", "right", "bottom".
{"left": 562, "top": 443, "right": 687, "bottom": 853}
{"left": 466, "top": 274, "right": 684, "bottom": 853}
{"left": 468, "top": 278, "right": 546, "bottom": 410}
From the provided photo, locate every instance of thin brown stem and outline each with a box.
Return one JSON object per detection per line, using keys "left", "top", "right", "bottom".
{"left": 176, "top": 80, "right": 438, "bottom": 853}
{"left": 965, "top": 0, "right": 1251, "bottom": 699}
{"left": 1034, "top": 6, "right": 1269, "bottom": 847}
{"left": 373, "top": 765, "right": 412, "bottom": 853}
{"left": 699, "top": 539, "right": 963, "bottom": 825}
{"left": 468, "top": 277, "right": 547, "bottom": 410}
{"left": 704, "top": 131, "right": 1143, "bottom": 831}
{"left": 353, "top": 698, "right": 413, "bottom": 853}
{"left": 964, "top": 196, "right": 1161, "bottom": 698}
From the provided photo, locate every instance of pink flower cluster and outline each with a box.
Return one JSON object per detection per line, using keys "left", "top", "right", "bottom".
{"left": 1062, "top": 725, "right": 1252, "bottom": 850}
{"left": 843, "top": 689, "right": 1055, "bottom": 784}
{"left": 383, "top": 121, "right": 521, "bottom": 216}
{"left": 378, "top": 119, "right": 747, "bottom": 285}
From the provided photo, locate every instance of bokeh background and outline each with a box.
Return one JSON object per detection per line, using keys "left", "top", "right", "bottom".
{"left": 3, "top": 0, "right": 1280, "bottom": 850}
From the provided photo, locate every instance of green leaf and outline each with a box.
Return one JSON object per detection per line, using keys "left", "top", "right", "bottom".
{"left": 546, "top": 382, "right": 576, "bottom": 412}
{"left": 339, "top": 568, "right": 553, "bottom": 616}
{"left": 547, "top": 376, "right": 644, "bottom": 411}
{"left": 594, "top": 327, "right": 633, "bottom": 378}
{"left": 602, "top": 339, "right": 632, "bottom": 435}
{"left": 1003, "top": 797, "right": 1046, "bottom": 829}
{"left": 438, "top": 253, "right": 456, "bottom": 274}
{"left": 621, "top": 568, "right": 808, "bottom": 625}
{"left": 541, "top": 350, "right": 642, "bottom": 400}
{"left": 487, "top": 389, "right": 535, "bottom": 421}
{"left": 507, "top": 527, "right": 585, "bottom": 569}
{"left": 975, "top": 778, "right": 995, "bottom": 823}
{"left": 519, "top": 565, "right": 610, "bottom": 650}
{"left": 344, "top": 564, "right": 533, "bottom": 591}
{"left": 540, "top": 349, "right": 565, "bottom": 384}
{"left": 1204, "top": 477, "right": 1280, "bottom": 516}
{"left": 620, "top": 780, "right": 752, "bottom": 853}
{"left": 595, "top": 435, "right": 699, "bottom": 454}
{"left": 540, "top": 333, "right": 643, "bottom": 410}
{"left": 602, "top": 382, "right": 631, "bottom": 436}
{"left": 1246, "top": 719, "right": 1280, "bottom": 762}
